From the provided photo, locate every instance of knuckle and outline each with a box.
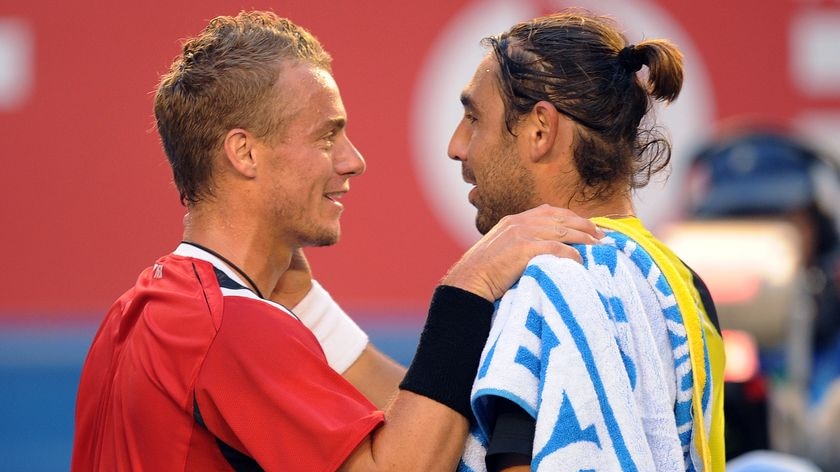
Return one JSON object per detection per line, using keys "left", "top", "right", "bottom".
{"left": 561, "top": 245, "right": 581, "bottom": 262}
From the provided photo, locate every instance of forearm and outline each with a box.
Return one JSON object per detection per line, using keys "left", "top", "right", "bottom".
{"left": 340, "top": 391, "right": 469, "bottom": 471}
{"left": 340, "top": 285, "right": 494, "bottom": 471}
{"left": 343, "top": 344, "right": 406, "bottom": 409}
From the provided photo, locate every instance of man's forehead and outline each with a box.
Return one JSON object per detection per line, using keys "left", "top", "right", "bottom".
{"left": 477, "top": 53, "right": 498, "bottom": 74}
{"left": 461, "top": 55, "right": 500, "bottom": 104}
{"left": 277, "top": 63, "right": 338, "bottom": 97}
{"left": 273, "top": 63, "right": 347, "bottom": 135}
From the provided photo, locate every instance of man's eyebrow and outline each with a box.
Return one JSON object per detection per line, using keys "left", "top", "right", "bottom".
{"left": 315, "top": 117, "right": 346, "bottom": 135}
{"left": 460, "top": 93, "right": 477, "bottom": 112}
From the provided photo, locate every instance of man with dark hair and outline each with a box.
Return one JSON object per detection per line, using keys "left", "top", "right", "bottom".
{"left": 70, "top": 11, "right": 601, "bottom": 471}
{"left": 448, "top": 11, "right": 725, "bottom": 471}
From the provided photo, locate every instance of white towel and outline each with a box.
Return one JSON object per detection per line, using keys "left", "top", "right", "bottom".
{"left": 460, "top": 232, "right": 709, "bottom": 471}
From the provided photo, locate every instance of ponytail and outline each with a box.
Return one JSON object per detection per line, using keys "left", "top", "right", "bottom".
{"left": 632, "top": 40, "right": 684, "bottom": 103}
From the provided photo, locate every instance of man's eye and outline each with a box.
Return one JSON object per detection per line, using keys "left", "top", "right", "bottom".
{"left": 317, "top": 134, "right": 334, "bottom": 150}
{"left": 465, "top": 113, "right": 477, "bottom": 123}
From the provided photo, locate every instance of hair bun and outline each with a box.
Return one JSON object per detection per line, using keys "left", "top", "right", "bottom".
{"left": 618, "top": 45, "right": 644, "bottom": 73}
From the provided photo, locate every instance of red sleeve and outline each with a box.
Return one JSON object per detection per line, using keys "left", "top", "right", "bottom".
{"left": 194, "top": 296, "right": 384, "bottom": 471}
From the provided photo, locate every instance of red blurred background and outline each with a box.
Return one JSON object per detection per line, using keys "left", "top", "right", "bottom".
{"left": 2, "top": 0, "right": 839, "bottom": 322}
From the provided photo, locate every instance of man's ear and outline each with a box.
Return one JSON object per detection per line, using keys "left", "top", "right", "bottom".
{"left": 523, "top": 100, "right": 561, "bottom": 163}
{"left": 222, "top": 128, "right": 258, "bottom": 178}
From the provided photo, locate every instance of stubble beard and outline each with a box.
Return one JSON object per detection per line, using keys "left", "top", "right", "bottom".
{"left": 275, "top": 202, "right": 341, "bottom": 248}
{"left": 474, "top": 139, "right": 536, "bottom": 235}
{"left": 295, "top": 215, "right": 340, "bottom": 247}
{"left": 302, "top": 227, "right": 339, "bottom": 247}
{"left": 475, "top": 187, "right": 535, "bottom": 235}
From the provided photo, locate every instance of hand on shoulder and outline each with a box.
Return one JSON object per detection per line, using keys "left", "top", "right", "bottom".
{"left": 442, "top": 205, "right": 604, "bottom": 301}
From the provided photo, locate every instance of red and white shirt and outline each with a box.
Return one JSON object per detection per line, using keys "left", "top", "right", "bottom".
{"left": 72, "top": 243, "right": 384, "bottom": 471}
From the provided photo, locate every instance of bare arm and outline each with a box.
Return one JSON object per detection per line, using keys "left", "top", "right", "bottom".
{"left": 340, "top": 391, "right": 471, "bottom": 471}
{"left": 343, "top": 344, "right": 406, "bottom": 409}
{"left": 337, "top": 205, "right": 603, "bottom": 472}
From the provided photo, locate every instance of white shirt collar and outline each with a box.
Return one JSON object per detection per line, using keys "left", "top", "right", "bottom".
{"left": 173, "top": 242, "right": 251, "bottom": 290}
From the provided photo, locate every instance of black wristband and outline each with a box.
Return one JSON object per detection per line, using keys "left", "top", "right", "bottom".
{"left": 399, "top": 285, "right": 495, "bottom": 418}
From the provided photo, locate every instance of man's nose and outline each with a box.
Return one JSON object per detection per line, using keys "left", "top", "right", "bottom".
{"left": 337, "top": 137, "right": 366, "bottom": 177}
{"left": 447, "top": 120, "right": 468, "bottom": 162}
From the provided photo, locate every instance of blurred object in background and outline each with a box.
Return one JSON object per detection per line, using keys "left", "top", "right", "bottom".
{"left": 665, "top": 125, "right": 840, "bottom": 470}
{"left": 727, "top": 450, "right": 822, "bottom": 472}
{"left": 664, "top": 220, "right": 803, "bottom": 346}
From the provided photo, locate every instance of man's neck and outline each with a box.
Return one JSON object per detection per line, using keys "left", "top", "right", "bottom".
{"left": 547, "top": 191, "right": 635, "bottom": 220}
{"left": 182, "top": 207, "right": 292, "bottom": 299}
{"left": 534, "top": 161, "right": 634, "bottom": 220}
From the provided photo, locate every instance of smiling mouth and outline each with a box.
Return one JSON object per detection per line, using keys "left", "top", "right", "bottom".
{"left": 324, "top": 191, "right": 347, "bottom": 203}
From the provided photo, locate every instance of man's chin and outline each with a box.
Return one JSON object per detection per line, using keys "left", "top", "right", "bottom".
{"left": 475, "top": 214, "right": 495, "bottom": 236}
{"left": 301, "top": 228, "right": 340, "bottom": 248}
{"left": 308, "top": 238, "right": 338, "bottom": 248}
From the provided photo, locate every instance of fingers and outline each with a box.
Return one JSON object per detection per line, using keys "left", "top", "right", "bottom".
{"left": 552, "top": 210, "right": 605, "bottom": 240}
{"left": 548, "top": 224, "right": 601, "bottom": 245}
{"left": 534, "top": 204, "right": 605, "bottom": 239}
{"left": 271, "top": 248, "right": 314, "bottom": 307}
{"left": 441, "top": 205, "right": 604, "bottom": 301}
{"left": 288, "top": 247, "right": 312, "bottom": 274}
{"left": 493, "top": 205, "right": 604, "bottom": 245}
{"left": 496, "top": 222, "right": 598, "bottom": 246}
{"left": 531, "top": 240, "right": 582, "bottom": 264}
